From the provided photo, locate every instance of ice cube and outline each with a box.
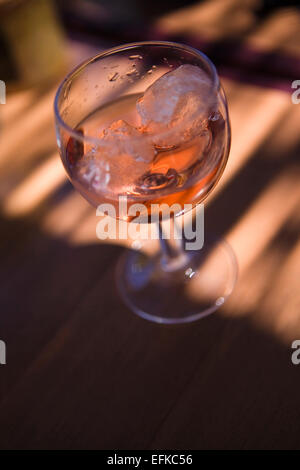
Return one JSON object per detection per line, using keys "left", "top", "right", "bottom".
{"left": 77, "top": 150, "right": 151, "bottom": 195}
{"left": 77, "top": 154, "right": 110, "bottom": 193}
{"left": 77, "top": 120, "right": 153, "bottom": 194}
{"left": 101, "top": 120, "right": 154, "bottom": 163}
{"left": 107, "top": 152, "right": 150, "bottom": 193}
{"left": 136, "top": 64, "right": 216, "bottom": 148}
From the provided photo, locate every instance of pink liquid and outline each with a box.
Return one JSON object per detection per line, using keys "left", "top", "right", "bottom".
{"left": 65, "top": 93, "right": 228, "bottom": 221}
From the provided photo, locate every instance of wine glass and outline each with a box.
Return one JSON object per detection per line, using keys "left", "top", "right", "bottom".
{"left": 54, "top": 41, "right": 237, "bottom": 324}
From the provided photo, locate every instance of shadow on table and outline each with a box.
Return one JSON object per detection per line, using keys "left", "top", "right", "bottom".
{"left": 0, "top": 208, "right": 299, "bottom": 449}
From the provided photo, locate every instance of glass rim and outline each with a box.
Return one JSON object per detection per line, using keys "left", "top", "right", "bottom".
{"left": 54, "top": 40, "right": 220, "bottom": 146}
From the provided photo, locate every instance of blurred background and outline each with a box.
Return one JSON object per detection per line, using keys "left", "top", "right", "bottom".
{"left": 0, "top": 0, "right": 300, "bottom": 450}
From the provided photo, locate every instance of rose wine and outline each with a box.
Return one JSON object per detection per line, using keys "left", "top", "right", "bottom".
{"left": 64, "top": 93, "right": 228, "bottom": 222}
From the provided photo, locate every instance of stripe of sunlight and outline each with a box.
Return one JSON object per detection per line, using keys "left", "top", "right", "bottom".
{"left": 217, "top": 106, "right": 300, "bottom": 318}
{"left": 221, "top": 242, "right": 284, "bottom": 318}
{"left": 0, "top": 128, "right": 58, "bottom": 199}
{"left": 2, "top": 152, "right": 66, "bottom": 217}
{"left": 42, "top": 190, "right": 92, "bottom": 237}
{"left": 262, "top": 103, "right": 300, "bottom": 159}
{"left": 155, "top": 0, "right": 256, "bottom": 39}
{"left": 68, "top": 200, "right": 157, "bottom": 253}
{"left": 226, "top": 165, "right": 300, "bottom": 276}
{"left": 1, "top": 88, "right": 36, "bottom": 127}
{"left": 209, "top": 80, "right": 291, "bottom": 202}
{"left": 247, "top": 6, "right": 300, "bottom": 55}
{"left": 68, "top": 209, "right": 150, "bottom": 251}
{"left": 185, "top": 165, "right": 300, "bottom": 310}
{"left": 0, "top": 87, "right": 56, "bottom": 172}
{"left": 155, "top": 0, "right": 300, "bottom": 57}
{"left": 257, "top": 238, "right": 300, "bottom": 344}
{"left": 223, "top": 232, "right": 300, "bottom": 344}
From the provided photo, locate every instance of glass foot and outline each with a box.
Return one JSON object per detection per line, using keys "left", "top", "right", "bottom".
{"left": 116, "top": 238, "right": 238, "bottom": 324}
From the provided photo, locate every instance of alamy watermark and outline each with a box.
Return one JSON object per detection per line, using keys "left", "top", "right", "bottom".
{"left": 0, "top": 340, "right": 6, "bottom": 365}
{"left": 291, "top": 340, "right": 300, "bottom": 365}
{"left": 96, "top": 197, "right": 204, "bottom": 250}
{"left": 291, "top": 80, "right": 300, "bottom": 104}
{"left": 0, "top": 80, "right": 6, "bottom": 104}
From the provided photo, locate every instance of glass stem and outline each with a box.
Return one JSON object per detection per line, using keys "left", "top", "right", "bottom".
{"left": 158, "top": 218, "right": 188, "bottom": 270}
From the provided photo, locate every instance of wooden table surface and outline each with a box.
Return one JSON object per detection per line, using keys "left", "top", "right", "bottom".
{"left": 0, "top": 1, "right": 300, "bottom": 450}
